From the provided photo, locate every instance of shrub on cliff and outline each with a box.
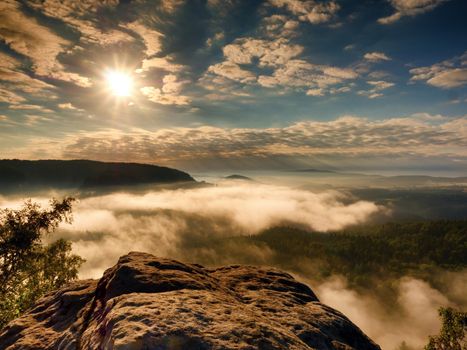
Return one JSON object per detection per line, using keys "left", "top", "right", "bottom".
{"left": 426, "top": 307, "right": 467, "bottom": 350}
{"left": 0, "top": 198, "right": 84, "bottom": 329}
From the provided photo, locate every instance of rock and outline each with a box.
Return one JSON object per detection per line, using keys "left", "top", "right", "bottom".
{"left": 0, "top": 252, "right": 380, "bottom": 350}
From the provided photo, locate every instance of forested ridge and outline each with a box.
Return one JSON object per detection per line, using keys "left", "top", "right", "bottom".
{"left": 213, "top": 221, "right": 467, "bottom": 291}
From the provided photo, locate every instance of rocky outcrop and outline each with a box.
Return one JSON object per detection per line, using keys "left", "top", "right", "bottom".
{"left": 0, "top": 252, "right": 380, "bottom": 350}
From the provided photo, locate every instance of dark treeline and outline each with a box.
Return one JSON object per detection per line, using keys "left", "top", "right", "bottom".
{"left": 204, "top": 221, "right": 467, "bottom": 294}
{"left": 0, "top": 159, "right": 194, "bottom": 193}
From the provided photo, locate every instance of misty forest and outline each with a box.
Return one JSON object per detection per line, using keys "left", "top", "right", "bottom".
{"left": 0, "top": 0, "right": 466, "bottom": 349}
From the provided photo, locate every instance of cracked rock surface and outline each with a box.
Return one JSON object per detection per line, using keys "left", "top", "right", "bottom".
{"left": 0, "top": 252, "right": 380, "bottom": 350}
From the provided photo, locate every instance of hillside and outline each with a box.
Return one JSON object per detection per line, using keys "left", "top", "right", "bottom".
{"left": 0, "top": 159, "right": 195, "bottom": 192}
{"left": 0, "top": 252, "right": 380, "bottom": 350}
{"left": 192, "top": 221, "right": 467, "bottom": 292}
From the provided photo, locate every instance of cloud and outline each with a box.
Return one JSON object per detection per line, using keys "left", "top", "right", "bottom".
{"left": 28, "top": 0, "right": 133, "bottom": 46}
{"left": 138, "top": 57, "right": 186, "bottom": 73}
{"left": 197, "top": 74, "right": 254, "bottom": 101}
{"left": 0, "top": 1, "right": 90, "bottom": 86}
{"left": 24, "top": 114, "right": 53, "bottom": 126}
{"left": 0, "top": 52, "right": 56, "bottom": 97}
{"left": 261, "top": 15, "right": 300, "bottom": 38}
{"left": 368, "top": 80, "right": 395, "bottom": 89}
{"left": 0, "top": 88, "right": 25, "bottom": 104}
{"left": 410, "top": 51, "right": 467, "bottom": 88}
{"left": 205, "top": 37, "right": 358, "bottom": 96}
{"left": 124, "top": 21, "right": 163, "bottom": 57}
{"left": 205, "top": 32, "right": 226, "bottom": 48}
{"left": 141, "top": 74, "right": 191, "bottom": 105}
{"left": 58, "top": 103, "right": 78, "bottom": 110}
{"left": 0, "top": 183, "right": 376, "bottom": 277}
{"left": 57, "top": 102, "right": 86, "bottom": 113}
{"left": 364, "top": 52, "right": 391, "bottom": 62}
{"left": 9, "top": 104, "right": 53, "bottom": 113}
{"left": 269, "top": 0, "right": 340, "bottom": 24}
{"left": 0, "top": 0, "right": 67, "bottom": 76}
{"left": 1, "top": 187, "right": 464, "bottom": 350}
{"left": 315, "top": 275, "right": 460, "bottom": 350}
{"left": 306, "top": 88, "right": 324, "bottom": 96}
{"left": 378, "top": 0, "right": 449, "bottom": 24}
{"left": 358, "top": 80, "right": 395, "bottom": 99}
{"left": 223, "top": 38, "right": 304, "bottom": 67}
{"left": 9, "top": 114, "right": 462, "bottom": 170}
{"left": 207, "top": 62, "right": 257, "bottom": 84}
{"left": 425, "top": 69, "right": 467, "bottom": 88}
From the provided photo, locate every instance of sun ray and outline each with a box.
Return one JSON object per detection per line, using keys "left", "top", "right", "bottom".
{"left": 105, "top": 70, "right": 133, "bottom": 97}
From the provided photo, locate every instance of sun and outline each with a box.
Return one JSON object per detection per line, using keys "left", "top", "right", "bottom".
{"left": 105, "top": 70, "right": 133, "bottom": 97}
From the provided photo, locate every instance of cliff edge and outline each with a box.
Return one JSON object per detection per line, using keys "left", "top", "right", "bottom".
{"left": 0, "top": 252, "right": 380, "bottom": 349}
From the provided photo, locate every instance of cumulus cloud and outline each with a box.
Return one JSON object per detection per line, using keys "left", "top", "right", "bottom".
{"left": 364, "top": 52, "right": 391, "bottom": 62}
{"left": 223, "top": 38, "right": 304, "bottom": 67}
{"left": 28, "top": 0, "right": 133, "bottom": 46}
{"left": 140, "top": 74, "right": 191, "bottom": 105}
{"left": 124, "top": 21, "right": 163, "bottom": 57}
{"left": 261, "top": 15, "right": 300, "bottom": 38}
{"left": 425, "top": 69, "right": 467, "bottom": 88}
{"left": 207, "top": 62, "right": 257, "bottom": 84}
{"left": 358, "top": 80, "right": 395, "bottom": 99}
{"left": 138, "top": 57, "right": 186, "bottom": 73}
{"left": 378, "top": 0, "right": 449, "bottom": 24}
{"left": 269, "top": 0, "right": 340, "bottom": 24}
{"left": 410, "top": 51, "right": 467, "bottom": 88}
{"left": 58, "top": 103, "right": 81, "bottom": 111}
{"left": 205, "top": 37, "right": 358, "bottom": 95}
{"left": 306, "top": 88, "right": 324, "bottom": 96}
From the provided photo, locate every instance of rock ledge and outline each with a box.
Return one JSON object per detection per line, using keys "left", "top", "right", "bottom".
{"left": 0, "top": 252, "right": 380, "bottom": 349}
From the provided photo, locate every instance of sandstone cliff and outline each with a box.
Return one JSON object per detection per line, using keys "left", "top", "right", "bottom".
{"left": 0, "top": 252, "right": 380, "bottom": 349}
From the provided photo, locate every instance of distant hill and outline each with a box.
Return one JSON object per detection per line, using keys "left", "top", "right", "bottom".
{"left": 224, "top": 174, "right": 254, "bottom": 181}
{"left": 0, "top": 159, "right": 195, "bottom": 192}
{"left": 292, "top": 168, "right": 336, "bottom": 173}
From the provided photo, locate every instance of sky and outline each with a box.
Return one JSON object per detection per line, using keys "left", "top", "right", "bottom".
{"left": 0, "top": 0, "right": 466, "bottom": 173}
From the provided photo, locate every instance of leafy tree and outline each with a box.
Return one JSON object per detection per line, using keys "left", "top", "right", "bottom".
{"left": 425, "top": 307, "right": 467, "bottom": 350}
{"left": 0, "top": 198, "right": 84, "bottom": 329}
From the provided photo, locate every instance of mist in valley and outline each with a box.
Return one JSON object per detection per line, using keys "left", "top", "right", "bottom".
{"left": 1, "top": 177, "right": 466, "bottom": 350}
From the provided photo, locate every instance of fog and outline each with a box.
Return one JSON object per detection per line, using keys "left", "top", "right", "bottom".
{"left": 0, "top": 182, "right": 381, "bottom": 277}
{"left": 309, "top": 273, "right": 467, "bottom": 350}
{"left": 0, "top": 182, "right": 465, "bottom": 349}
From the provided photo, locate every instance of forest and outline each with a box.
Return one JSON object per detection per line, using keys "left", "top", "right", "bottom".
{"left": 203, "top": 221, "right": 467, "bottom": 294}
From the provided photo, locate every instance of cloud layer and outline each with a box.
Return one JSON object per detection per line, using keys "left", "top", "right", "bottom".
{"left": 0, "top": 0, "right": 465, "bottom": 174}
{"left": 313, "top": 273, "right": 467, "bottom": 350}
{"left": 5, "top": 114, "right": 463, "bottom": 172}
{"left": 1, "top": 186, "right": 465, "bottom": 350}
{"left": 0, "top": 183, "right": 381, "bottom": 278}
